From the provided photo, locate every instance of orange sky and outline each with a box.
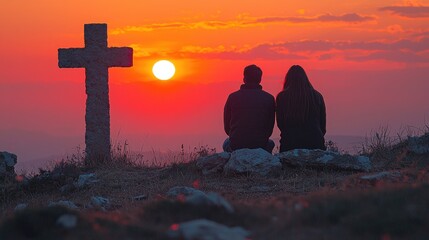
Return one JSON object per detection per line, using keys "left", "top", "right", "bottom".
{"left": 1, "top": 1, "right": 429, "bottom": 169}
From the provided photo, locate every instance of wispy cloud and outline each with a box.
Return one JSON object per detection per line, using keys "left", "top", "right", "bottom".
{"left": 270, "top": 38, "right": 429, "bottom": 52}
{"left": 266, "top": 13, "right": 375, "bottom": 23}
{"left": 132, "top": 38, "right": 429, "bottom": 63}
{"left": 110, "top": 13, "right": 374, "bottom": 34}
{"left": 379, "top": 5, "right": 429, "bottom": 18}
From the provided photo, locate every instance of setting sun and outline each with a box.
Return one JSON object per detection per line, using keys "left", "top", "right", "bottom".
{"left": 152, "top": 60, "right": 175, "bottom": 80}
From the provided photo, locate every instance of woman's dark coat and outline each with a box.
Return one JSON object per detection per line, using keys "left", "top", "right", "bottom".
{"left": 276, "top": 89, "right": 326, "bottom": 152}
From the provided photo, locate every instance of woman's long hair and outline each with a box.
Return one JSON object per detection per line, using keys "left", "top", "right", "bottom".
{"left": 281, "top": 65, "right": 317, "bottom": 123}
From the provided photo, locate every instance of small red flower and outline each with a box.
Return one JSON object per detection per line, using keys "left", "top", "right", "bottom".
{"left": 192, "top": 179, "right": 200, "bottom": 189}
{"left": 381, "top": 233, "right": 391, "bottom": 240}
{"left": 170, "top": 223, "right": 180, "bottom": 231}
{"left": 177, "top": 194, "right": 186, "bottom": 202}
{"left": 15, "top": 175, "right": 24, "bottom": 182}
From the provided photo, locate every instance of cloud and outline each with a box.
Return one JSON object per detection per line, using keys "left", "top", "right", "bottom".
{"left": 413, "top": 30, "right": 429, "bottom": 38}
{"left": 131, "top": 38, "right": 429, "bottom": 63}
{"left": 273, "top": 38, "right": 429, "bottom": 52}
{"left": 379, "top": 5, "right": 429, "bottom": 18}
{"left": 284, "top": 13, "right": 375, "bottom": 23}
{"left": 347, "top": 50, "right": 429, "bottom": 63}
{"left": 110, "top": 13, "right": 374, "bottom": 34}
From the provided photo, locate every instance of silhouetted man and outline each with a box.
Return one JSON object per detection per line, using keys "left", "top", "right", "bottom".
{"left": 223, "top": 64, "right": 275, "bottom": 153}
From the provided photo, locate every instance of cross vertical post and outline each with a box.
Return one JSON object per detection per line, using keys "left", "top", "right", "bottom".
{"left": 58, "top": 23, "right": 133, "bottom": 163}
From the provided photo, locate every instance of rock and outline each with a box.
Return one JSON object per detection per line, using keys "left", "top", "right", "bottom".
{"left": 188, "top": 192, "right": 234, "bottom": 213}
{"left": 56, "top": 214, "right": 78, "bottom": 229}
{"left": 206, "top": 192, "right": 234, "bottom": 213}
{"left": 131, "top": 194, "right": 148, "bottom": 201}
{"left": 167, "top": 219, "right": 250, "bottom": 240}
{"left": 75, "top": 173, "right": 99, "bottom": 188}
{"left": 0, "top": 151, "right": 17, "bottom": 178}
{"left": 167, "top": 186, "right": 234, "bottom": 213}
{"left": 360, "top": 171, "right": 401, "bottom": 181}
{"left": 196, "top": 152, "right": 231, "bottom": 175}
{"left": 48, "top": 200, "right": 79, "bottom": 210}
{"left": 90, "top": 196, "right": 110, "bottom": 210}
{"left": 167, "top": 186, "right": 206, "bottom": 199}
{"left": 14, "top": 203, "right": 28, "bottom": 212}
{"left": 407, "top": 134, "right": 429, "bottom": 154}
{"left": 277, "top": 149, "right": 372, "bottom": 172}
{"left": 224, "top": 148, "right": 282, "bottom": 177}
{"left": 0, "top": 152, "right": 17, "bottom": 167}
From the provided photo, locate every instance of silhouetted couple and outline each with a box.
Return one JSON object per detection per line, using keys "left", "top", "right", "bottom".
{"left": 223, "top": 64, "right": 326, "bottom": 153}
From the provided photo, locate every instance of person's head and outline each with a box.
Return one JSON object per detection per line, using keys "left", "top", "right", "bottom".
{"left": 243, "top": 64, "right": 262, "bottom": 84}
{"left": 283, "top": 65, "right": 313, "bottom": 90}
{"left": 280, "top": 65, "right": 317, "bottom": 123}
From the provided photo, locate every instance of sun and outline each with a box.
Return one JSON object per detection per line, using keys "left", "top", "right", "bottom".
{"left": 152, "top": 60, "right": 176, "bottom": 81}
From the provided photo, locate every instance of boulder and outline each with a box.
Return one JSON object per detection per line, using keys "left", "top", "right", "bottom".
{"left": 167, "top": 186, "right": 234, "bottom": 213}
{"left": 224, "top": 148, "right": 282, "bottom": 177}
{"left": 167, "top": 219, "right": 250, "bottom": 240}
{"left": 0, "top": 151, "right": 17, "bottom": 178}
{"left": 407, "top": 134, "right": 429, "bottom": 154}
{"left": 277, "top": 149, "right": 371, "bottom": 172}
{"left": 14, "top": 203, "right": 28, "bottom": 212}
{"left": 56, "top": 214, "right": 78, "bottom": 229}
{"left": 75, "top": 173, "right": 99, "bottom": 188}
{"left": 90, "top": 196, "right": 110, "bottom": 210}
{"left": 196, "top": 152, "right": 231, "bottom": 175}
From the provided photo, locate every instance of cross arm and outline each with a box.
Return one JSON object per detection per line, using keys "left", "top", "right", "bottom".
{"left": 58, "top": 48, "right": 88, "bottom": 68}
{"left": 107, "top": 47, "right": 133, "bottom": 67}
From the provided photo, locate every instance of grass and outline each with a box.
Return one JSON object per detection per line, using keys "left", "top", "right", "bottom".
{"left": 297, "top": 185, "right": 429, "bottom": 238}
{"left": 1, "top": 132, "right": 429, "bottom": 239}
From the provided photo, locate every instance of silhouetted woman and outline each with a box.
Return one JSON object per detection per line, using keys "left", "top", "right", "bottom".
{"left": 276, "top": 65, "right": 326, "bottom": 152}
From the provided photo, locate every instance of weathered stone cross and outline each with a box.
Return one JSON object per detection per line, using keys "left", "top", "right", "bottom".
{"left": 58, "top": 23, "right": 133, "bottom": 162}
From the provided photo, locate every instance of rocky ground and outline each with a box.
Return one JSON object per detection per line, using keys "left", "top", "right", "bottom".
{"left": 0, "top": 134, "right": 429, "bottom": 240}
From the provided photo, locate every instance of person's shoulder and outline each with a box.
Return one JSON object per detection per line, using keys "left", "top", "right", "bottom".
{"left": 276, "top": 90, "right": 287, "bottom": 100}
{"left": 228, "top": 89, "right": 241, "bottom": 97}
{"left": 261, "top": 89, "right": 275, "bottom": 100}
{"left": 313, "top": 89, "right": 324, "bottom": 98}
{"left": 312, "top": 89, "right": 325, "bottom": 105}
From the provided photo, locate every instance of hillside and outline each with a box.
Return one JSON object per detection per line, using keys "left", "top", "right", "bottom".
{"left": 1, "top": 134, "right": 428, "bottom": 239}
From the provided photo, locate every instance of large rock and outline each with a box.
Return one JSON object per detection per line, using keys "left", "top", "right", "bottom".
{"left": 224, "top": 148, "right": 282, "bottom": 177}
{"left": 167, "top": 186, "right": 234, "bottom": 213}
{"left": 277, "top": 149, "right": 371, "bottom": 172}
{"left": 0, "top": 151, "right": 17, "bottom": 178}
{"left": 56, "top": 214, "right": 78, "bottom": 229}
{"left": 196, "top": 152, "right": 231, "bottom": 175}
{"left": 407, "top": 134, "right": 429, "bottom": 154}
{"left": 167, "top": 219, "right": 250, "bottom": 240}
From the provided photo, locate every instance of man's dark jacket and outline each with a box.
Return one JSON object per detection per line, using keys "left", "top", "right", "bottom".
{"left": 224, "top": 84, "right": 275, "bottom": 150}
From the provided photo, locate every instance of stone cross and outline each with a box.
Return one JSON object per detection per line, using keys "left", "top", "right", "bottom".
{"left": 58, "top": 23, "right": 133, "bottom": 162}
